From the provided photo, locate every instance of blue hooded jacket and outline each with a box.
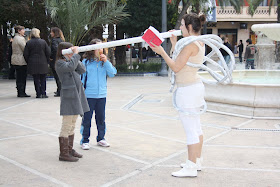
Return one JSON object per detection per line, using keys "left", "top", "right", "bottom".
{"left": 81, "top": 59, "right": 117, "bottom": 98}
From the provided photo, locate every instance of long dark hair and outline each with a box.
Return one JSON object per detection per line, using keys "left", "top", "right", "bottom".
{"left": 51, "top": 27, "right": 65, "bottom": 42}
{"left": 182, "top": 13, "right": 206, "bottom": 33}
{"left": 56, "top": 42, "right": 73, "bottom": 62}
{"left": 83, "top": 39, "right": 104, "bottom": 60}
{"left": 14, "top": 25, "right": 25, "bottom": 33}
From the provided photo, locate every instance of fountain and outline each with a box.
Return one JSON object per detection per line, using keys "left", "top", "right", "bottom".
{"left": 252, "top": 23, "right": 280, "bottom": 69}
{"left": 200, "top": 23, "right": 280, "bottom": 119}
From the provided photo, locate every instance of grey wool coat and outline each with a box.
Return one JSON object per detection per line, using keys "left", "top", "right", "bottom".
{"left": 55, "top": 54, "right": 90, "bottom": 116}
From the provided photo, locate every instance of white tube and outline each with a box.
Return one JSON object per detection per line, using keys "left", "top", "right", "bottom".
{"left": 251, "top": 23, "right": 280, "bottom": 41}
{"left": 62, "top": 30, "right": 182, "bottom": 55}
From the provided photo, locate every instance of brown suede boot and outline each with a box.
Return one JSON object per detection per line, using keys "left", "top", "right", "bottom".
{"left": 68, "top": 134, "right": 83, "bottom": 158}
{"left": 59, "top": 137, "right": 79, "bottom": 162}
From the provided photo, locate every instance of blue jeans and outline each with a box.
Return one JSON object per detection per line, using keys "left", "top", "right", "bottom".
{"left": 246, "top": 59, "right": 255, "bottom": 69}
{"left": 223, "top": 55, "right": 230, "bottom": 66}
{"left": 80, "top": 98, "right": 106, "bottom": 144}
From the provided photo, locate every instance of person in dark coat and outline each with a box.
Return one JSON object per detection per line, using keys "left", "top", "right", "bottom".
{"left": 220, "top": 37, "right": 232, "bottom": 66}
{"left": 24, "top": 28, "right": 51, "bottom": 98}
{"left": 50, "top": 27, "right": 65, "bottom": 97}
{"left": 237, "top": 40, "right": 244, "bottom": 63}
{"left": 55, "top": 42, "right": 89, "bottom": 162}
{"left": 244, "top": 39, "right": 257, "bottom": 69}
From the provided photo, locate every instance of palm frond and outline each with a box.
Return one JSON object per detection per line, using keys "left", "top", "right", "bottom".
{"left": 217, "top": 0, "right": 244, "bottom": 13}
{"left": 45, "top": 0, "right": 129, "bottom": 45}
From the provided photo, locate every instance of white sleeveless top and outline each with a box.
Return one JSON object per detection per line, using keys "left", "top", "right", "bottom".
{"left": 175, "top": 41, "right": 205, "bottom": 87}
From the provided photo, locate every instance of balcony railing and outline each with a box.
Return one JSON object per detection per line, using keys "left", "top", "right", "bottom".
{"left": 216, "top": 6, "right": 277, "bottom": 21}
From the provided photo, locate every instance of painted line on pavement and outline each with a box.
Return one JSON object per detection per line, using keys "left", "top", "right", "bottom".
{"left": 0, "top": 99, "right": 36, "bottom": 112}
{"left": 109, "top": 124, "right": 185, "bottom": 144}
{"left": 205, "top": 144, "right": 280, "bottom": 150}
{"left": 204, "top": 166, "right": 280, "bottom": 173}
{"left": 73, "top": 139, "right": 150, "bottom": 165}
{"left": 156, "top": 165, "right": 280, "bottom": 173}
{"left": 128, "top": 109, "right": 179, "bottom": 120}
{"left": 100, "top": 149, "right": 186, "bottom": 187}
{"left": 1, "top": 117, "right": 150, "bottom": 165}
{"left": 105, "top": 118, "right": 258, "bottom": 186}
{"left": 0, "top": 154, "right": 70, "bottom": 187}
{"left": 0, "top": 133, "right": 46, "bottom": 141}
{"left": 0, "top": 118, "right": 47, "bottom": 133}
{"left": 204, "top": 119, "right": 255, "bottom": 143}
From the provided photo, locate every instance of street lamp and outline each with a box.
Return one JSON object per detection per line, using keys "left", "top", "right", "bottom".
{"left": 158, "top": 0, "right": 168, "bottom": 76}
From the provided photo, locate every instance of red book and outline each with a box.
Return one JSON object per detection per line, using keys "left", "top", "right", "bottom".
{"left": 142, "top": 26, "right": 164, "bottom": 47}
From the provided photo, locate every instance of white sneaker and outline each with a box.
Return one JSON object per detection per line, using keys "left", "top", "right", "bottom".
{"left": 81, "top": 143, "right": 90, "bottom": 150}
{"left": 97, "top": 140, "right": 110, "bottom": 147}
{"left": 172, "top": 160, "right": 197, "bottom": 177}
{"left": 180, "top": 157, "right": 203, "bottom": 171}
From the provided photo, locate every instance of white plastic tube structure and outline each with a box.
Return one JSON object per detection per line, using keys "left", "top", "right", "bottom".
{"left": 62, "top": 30, "right": 182, "bottom": 55}
{"left": 251, "top": 23, "right": 280, "bottom": 41}
{"left": 171, "top": 34, "right": 236, "bottom": 116}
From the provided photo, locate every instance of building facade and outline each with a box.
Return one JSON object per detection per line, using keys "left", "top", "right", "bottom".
{"left": 207, "top": 0, "right": 278, "bottom": 49}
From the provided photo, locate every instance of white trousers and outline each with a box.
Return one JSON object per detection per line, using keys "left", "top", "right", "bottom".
{"left": 175, "top": 82, "right": 205, "bottom": 145}
{"left": 178, "top": 108, "right": 203, "bottom": 145}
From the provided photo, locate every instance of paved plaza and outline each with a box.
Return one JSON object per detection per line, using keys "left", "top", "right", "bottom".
{"left": 0, "top": 76, "right": 280, "bottom": 187}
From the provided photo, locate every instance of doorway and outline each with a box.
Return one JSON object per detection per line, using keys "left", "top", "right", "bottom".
{"left": 218, "top": 29, "right": 238, "bottom": 48}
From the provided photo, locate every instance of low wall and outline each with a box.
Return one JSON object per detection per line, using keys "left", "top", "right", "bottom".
{"left": 199, "top": 70, "right": 280, "bottom": 119}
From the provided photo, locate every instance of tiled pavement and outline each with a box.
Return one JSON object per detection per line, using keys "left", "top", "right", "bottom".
{"left": 0, "top": 76, "right": 279, "bottom": 187}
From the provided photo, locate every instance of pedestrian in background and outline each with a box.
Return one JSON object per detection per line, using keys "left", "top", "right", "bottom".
{"left": 220, "top": 37, "right": 232, "bottom": 66}
{"left": 55, "top": 42, "right": 89, "bottom": 162}
{"left": 237, "top": 40, "right": 244, "bottom": 63}
{"left": 11, "top": 25, "right": 30, "bottom": 97}
{"left": 50, "top": 27, "right": 65, "bottom": 97}
{"left": 24, "top": 28, "right": 50, "bottom": 98}
{"left": 244, "top": 39, "right": 257, "bottom": 69}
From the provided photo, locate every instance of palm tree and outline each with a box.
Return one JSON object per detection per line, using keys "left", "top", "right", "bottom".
{"left": 45, "top": 0, "right": 129, "bottom": 45}
{"left": 170, "top": 0, "right": 244, "bottom": 29}
{"left": 248, "top": 0, "right": 279, "bottom": 22}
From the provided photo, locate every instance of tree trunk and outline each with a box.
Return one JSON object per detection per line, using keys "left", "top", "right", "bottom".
{"left": 174, "top": 1, "right": 190, "bottom": 29}
{"left": 276, "top": 2, "right": 280, "bottom": 63}
{"left": 1, "top": 23, "right": 9, "bottom": 78}
{"left": 107, "top": 24, "right": 115, "bottom": 65}
{"left": 115, "top": 25, "right": 126, "bottom": 65}
{"left": 89, "top": 26, "right": 103, "bottom": 40}
{"left": 167, "top": 1, "right": 190, "bottom": 56}
{"left": 0, "top": 24, "right": 3, "bottom": 70}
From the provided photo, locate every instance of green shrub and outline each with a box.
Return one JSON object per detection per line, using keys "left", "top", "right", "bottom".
{"left": 145, "top": 63, "right": 161, "bottom": 72}
{"left": 116, "top": 62, "right": 162, "bottom": 73}
{"left": 115, "top": 64, "right": 128, "bottom": 73}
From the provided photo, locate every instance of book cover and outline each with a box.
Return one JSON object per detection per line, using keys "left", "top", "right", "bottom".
{"left": 142, "top": 26, "right": 164, "bottom": 47}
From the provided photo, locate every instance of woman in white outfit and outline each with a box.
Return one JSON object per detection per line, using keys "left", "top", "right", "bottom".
{"left": 150, "top": 13, "right": 206, "bottom": 177}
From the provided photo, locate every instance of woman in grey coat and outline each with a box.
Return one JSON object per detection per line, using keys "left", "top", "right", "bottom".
{"left": 55, "top": 42, "right": 89, "bottom": 162}
{"left": 24, "top": 28, "right": 51, "bottom": 98}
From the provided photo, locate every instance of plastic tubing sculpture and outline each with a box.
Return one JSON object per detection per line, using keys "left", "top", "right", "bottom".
{"left": 171, "top": 34, "right": 235, "bottom": 116}
{"left": 62, "top": 30, "right": 235, "bottom": 116}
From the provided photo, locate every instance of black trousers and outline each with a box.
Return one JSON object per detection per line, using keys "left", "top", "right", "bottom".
{"left": 50, "top": 61, "right": 61, "bottom": 94}
{"left": 14, "top": 65, "right": 28, "bottom": 95}
{"left": 33, "top": 74, "right": 47, "bottom": 96}
{"left": 239, "top": 52, "right": 243, "bottom": 63}
{"left": 8, "top": 62, "right": 16, "bottom": 79}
